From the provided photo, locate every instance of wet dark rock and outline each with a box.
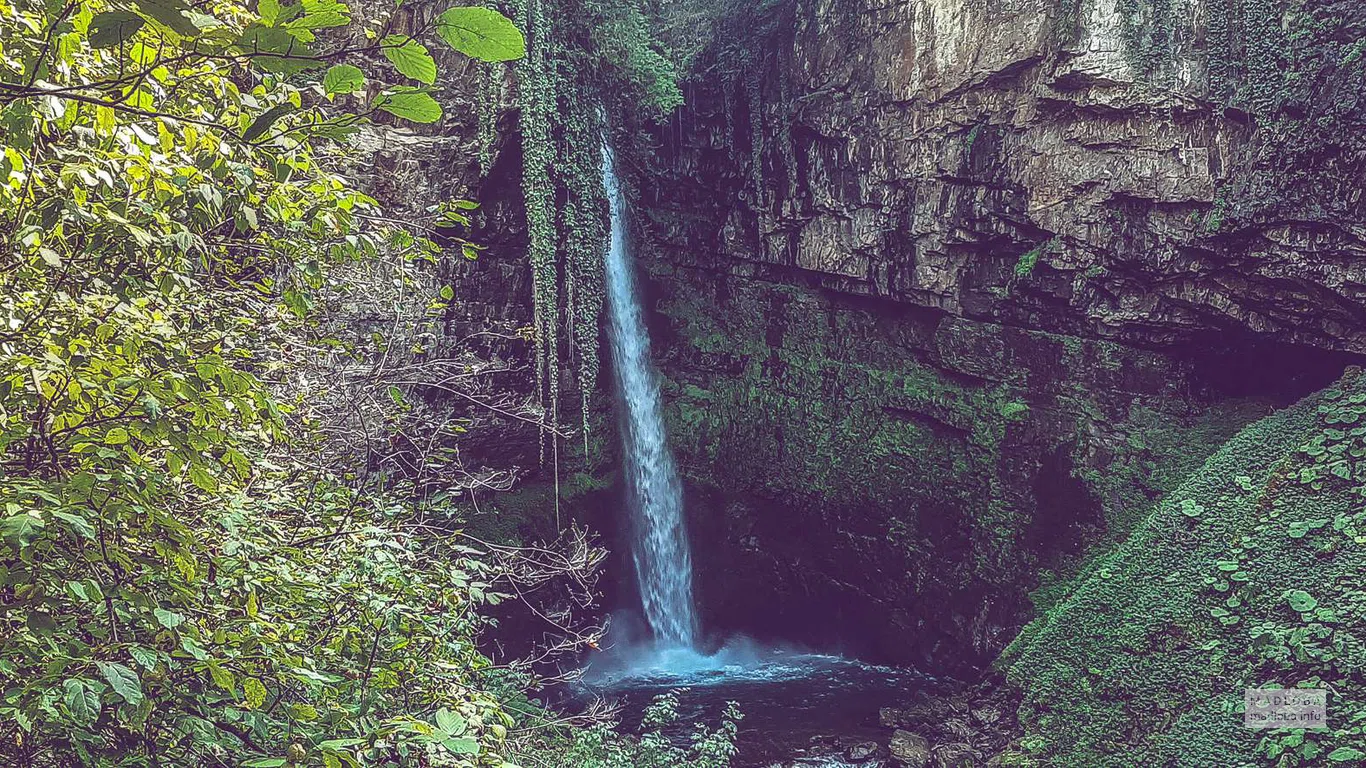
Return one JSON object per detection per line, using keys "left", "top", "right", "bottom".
{"left": 970, "top": 704, "right": 1001, "bottom": 727}
{"left": 888, "top": 730, "right": 931, "bottom": 768}
{"left": 847, "top": 740, "right": 881, "bottom": 761}
{"left": 876, "top": 683, "right": 1020, "bottom": 766}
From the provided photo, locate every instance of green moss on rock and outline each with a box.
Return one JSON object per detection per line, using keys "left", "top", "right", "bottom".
{"left": 645, "top": 257, "right": 1272, "bottom": 665}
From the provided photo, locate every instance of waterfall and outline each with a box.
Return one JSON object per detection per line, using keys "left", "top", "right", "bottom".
{"left": 601, "top": 140, "right": 699, "bottom": 648}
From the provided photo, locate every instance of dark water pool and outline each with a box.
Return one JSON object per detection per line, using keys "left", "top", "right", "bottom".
{"left": 573, "top": 643, "right": 939, "bottom": 766}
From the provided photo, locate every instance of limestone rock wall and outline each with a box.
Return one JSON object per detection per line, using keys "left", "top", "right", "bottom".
{"left": 619, "top": 0, "right": 1366, "bottom": 667}
{"left": 638, "top": 0, "right": 1366, "bottom": 351}
{"left": 644, "top": 250, "right": 1269, "bottom": 668}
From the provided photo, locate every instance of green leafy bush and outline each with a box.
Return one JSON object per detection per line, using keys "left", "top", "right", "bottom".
{"left": 0, "top": 1, "right": 543, "bottom": 765}
{"left": 510, "top": 692, "right": 741, "bottom": 768}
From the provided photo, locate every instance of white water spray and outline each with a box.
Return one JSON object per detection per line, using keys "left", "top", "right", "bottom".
{"left": 601, "top": 140, "right": 698, "bottom": 648}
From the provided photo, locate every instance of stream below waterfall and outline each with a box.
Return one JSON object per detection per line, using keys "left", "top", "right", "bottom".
{"left": 576, "top": 645, "right": 941, "bottom": 766}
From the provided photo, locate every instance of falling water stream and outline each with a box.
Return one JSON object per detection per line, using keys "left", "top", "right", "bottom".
{"left": 601, "top": 140, "right": 699, "bottom": 648}
{"left": 593, "top": 141, "right": 937, "bottom": 766}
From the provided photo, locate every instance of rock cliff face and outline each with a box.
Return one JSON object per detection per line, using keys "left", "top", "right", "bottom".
{"left": 618, "top": 0, "right": 1366, "bottom": 669}
{"left": 641, "top": 0, "right": 1366, "bottom": 351}
{"left": 331, "top": 0, "right": 1366, "bottom": 680}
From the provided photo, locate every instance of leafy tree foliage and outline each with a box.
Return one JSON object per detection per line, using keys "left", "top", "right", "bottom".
{"left": 0, "top": 0, "right": 544, "bottom": 765}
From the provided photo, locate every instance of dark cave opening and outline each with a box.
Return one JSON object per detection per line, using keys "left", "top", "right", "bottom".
{"left": 1186, "top": 333, "right": 1364, "bottom": 405}
{"left": 1026, "top": 445, "right": 1104, "bottom": 571}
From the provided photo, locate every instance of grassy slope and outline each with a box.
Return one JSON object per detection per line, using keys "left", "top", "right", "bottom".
{"left": 1003, "top": 370, "right": 1366, "bottom": 766}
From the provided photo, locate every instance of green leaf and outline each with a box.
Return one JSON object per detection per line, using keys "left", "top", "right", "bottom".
{"left": 435, "top": 707, "right": 466, "bottom": 736}
{"left": 51, "top": 511, "right": 95, "bottom": 539}
{"left": 1287, "top": 590, "right": 1319, "bottom": 613}
{"left": 97, "top": 662, "right": 144, "bottom": 706}
{"left": 381, "top": 35, "right": 437, "bottom": 85}
{"left": 63, "top": 679, "right": 101, "bottom": 728}
{"left": 323, "top": 64, "right": 365, "bottom": 95}
{"left": 180, "top": 634, "right": 210, "bottom": 661}
{"left": 1329, "top": 747, "right": 1366, "bottom": 761}
{"left": 129, "top": 646, "right": 159, "bottom": 670}
{"left": 134, "top": 0, "right": 200, "bottom": 36}
{"left": 89, "top": 11, "right": 146, "bottom": 47}
{"left": 224, "top": 447, "right": 250, "bottom": 479}
{"left": 259, "top": 0, "right": 282, "bottom": 25}
{"left": 242, "top": 760, "right": 288, "bottom": 768}
{"left": 440, "top": 285, "right": 454, "bottom": 300}
{"left": 243, "top": 104, "right": 294, "bottom": 142}
{"left": 443, "top": 736, "right": 479, "bottom": 755}
{"left": 127, "top": 695, "right": 154, "bottom": 728}
{"left": 236, "top": 25, "right": 324, "bottom": 75}
{"left": 188, "top": 465, "right": 220, "bottom": 492}
{"left": 154, "top": 607, "right": 185, "bottom": 629}
{"left": 104, "top": 427, "right": 129, "bottom": 444}
{"left": 435, "top": 7, "right": 525, "bottom": 62}
{"left": 287, "top": 0, "right": 350, "bottom": 30}
{"left": 1, "top": 514, "right": 45, "bottom": 547}
{"left": 374, "top": 90, "right": 442, "bottom": 124}
{"left": 207, "top": 662, "right": 236, "bottom": 695}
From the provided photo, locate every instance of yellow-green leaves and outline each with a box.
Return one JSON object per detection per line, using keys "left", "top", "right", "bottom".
{"left": 258, "top": 0, "right": 285, "bottom": 26}
{"left": 2, "top": 145, "right": 25, "bottom": 181}
{"left": 382, "top": 35, "right": 437, "bottom": 85}
{"left": 189, "top": 464, "right": 220, "bottom": 492}
{"left": 243, "top": 677, "right": 268, "bottom": 709}
{"left": 374, "top": 89, "right": 442, "bottom": 124}
{"left": 0, "top": 2, "right": 529, "bottom": 764}
{"left": 323, "top": 64, "right": 365, "bottom": 95}
{"left": 436, "top": 6, "right": 526, "bottom": 61}
{"left": 289, "top": 0, "right": 351, "bottom": 32}
{"left": 236, "top": 25, "right": 323, "bottom": 75}
{"left": 206, "top": 662, "right": 236, "bottom": 696}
